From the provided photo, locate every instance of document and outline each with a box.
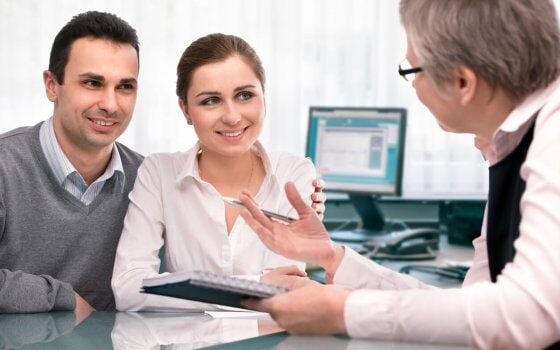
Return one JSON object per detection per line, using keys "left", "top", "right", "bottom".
{"left": 204, "top": 311, "right": 270, "bottom": 319}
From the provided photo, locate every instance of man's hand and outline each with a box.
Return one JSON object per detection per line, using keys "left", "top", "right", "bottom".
{"left": 239, "top": 182, "right": 345, "bottom": 275}
{"left": 310, "top": 179, "right": 326, "bottom": 219}
{"left": 243, "top": 282, "right": 349, "bottom": 335}
{"left": 74, "top": 293, "right": 94, "bottom": 325}
{"left": 260, "top": 265, "right": 310, "bottom": 290}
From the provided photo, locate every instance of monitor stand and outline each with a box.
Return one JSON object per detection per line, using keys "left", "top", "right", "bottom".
{"left": 329, "top": 194, "right": 387, "bottom": 243}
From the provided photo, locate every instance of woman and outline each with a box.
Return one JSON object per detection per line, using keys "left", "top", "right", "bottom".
{"left": 239, "top": 0, "right": 560, "bottom": 348}
{"left": 112, "top": 34, "right": 320, "bottom": 311}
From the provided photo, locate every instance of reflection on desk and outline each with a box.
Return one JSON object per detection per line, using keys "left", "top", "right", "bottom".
{"left": 0, "top": 311, "right": 115, "bottom": 349}
{"left": 0, "top": 312, "right": 75, "bottom": 349}
{"left": 0, "top": 311, "right": 280, "bottom": 350}
{"left": 112, "top": 312, "right": 263, "bottom": 349}
{"left": 0, "top": 311, "right": 469, "bottom": 349}
{"left": 206, "top": 333, "right": 468, "bottom": 350}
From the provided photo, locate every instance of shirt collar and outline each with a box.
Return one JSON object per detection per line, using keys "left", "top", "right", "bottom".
{"left": 39, "top": 117, "right": 125, "bottom": 190}
{"left": 99, "top": 143, "right": 126, "bottom": 191}
{"left": 499, "top": 76, "right": 560, "bottom": 133}
{"left": 175, "top": 140, "right": 276, "bottom": 187}
{"left": 475, "top": 76, "right": 560, "bottom": 165}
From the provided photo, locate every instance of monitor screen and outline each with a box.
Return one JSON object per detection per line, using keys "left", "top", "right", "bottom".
{"left": 306, "top": 107, "right": 407, "bottom": 196}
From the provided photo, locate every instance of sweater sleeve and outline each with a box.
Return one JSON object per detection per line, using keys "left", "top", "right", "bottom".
{"left": 0, "top": 192, "right": 75, "bottom": 312}
{"left": 0, "top": 269, "right": 75, "bottom": 312}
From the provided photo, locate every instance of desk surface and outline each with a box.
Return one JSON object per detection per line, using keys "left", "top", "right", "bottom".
{"left": 0, "top": 239, "right": 473, "bottom": 349}
{"left": 379, "top": 235, "right": 473, "bottom": 288}
{"left": 0, "top": 311, "right": 468, "bottom": 349}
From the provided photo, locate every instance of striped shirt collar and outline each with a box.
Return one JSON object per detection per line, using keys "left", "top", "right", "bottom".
{"left": 39, "top": 117, "right": 125, "bottom": 193}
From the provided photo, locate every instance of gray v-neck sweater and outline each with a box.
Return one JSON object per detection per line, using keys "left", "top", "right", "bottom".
{"left": 0, "top": 122, "right": 143, "bottom": 312}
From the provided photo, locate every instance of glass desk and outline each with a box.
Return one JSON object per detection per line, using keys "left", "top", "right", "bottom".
{"left": 0, "top": 237, "right": 473, "bottom": 349}
{"left": 0, "top": 310, "right": 468, "bottom": 349}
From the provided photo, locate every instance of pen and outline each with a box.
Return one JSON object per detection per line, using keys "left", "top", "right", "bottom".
{"left": 222, "top": 197, "right": 296, "bottom": 223}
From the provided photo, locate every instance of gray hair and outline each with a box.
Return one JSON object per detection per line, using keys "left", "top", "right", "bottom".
{"left": 399, "top": 0, "right": 560, "bottom": 101}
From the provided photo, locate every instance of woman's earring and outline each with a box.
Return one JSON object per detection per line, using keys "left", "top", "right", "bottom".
{"left": 187, "top": 119, "right": 193, "bottom": 125}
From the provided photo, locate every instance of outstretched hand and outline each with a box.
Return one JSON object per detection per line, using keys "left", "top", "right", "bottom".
{"left": 239, "top": 182, "right": 344, "bottom": 275}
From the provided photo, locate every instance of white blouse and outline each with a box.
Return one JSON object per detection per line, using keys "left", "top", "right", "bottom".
{"left": 112, "top": 141, "right": 315, "bottom": 311}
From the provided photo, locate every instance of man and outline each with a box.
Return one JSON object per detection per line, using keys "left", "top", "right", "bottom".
{"left": 239, "top": 0, "right": 560, "bottom": 348}
{"left": 0, "top": 11, "right": 143, "bottom": 313}
{"left": 0, "top": 11, "right": 326, "bottom": 314}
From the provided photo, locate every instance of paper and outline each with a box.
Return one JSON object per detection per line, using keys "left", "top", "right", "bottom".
{"left": 205, "top": 311, "right": 270, "bottom": 319}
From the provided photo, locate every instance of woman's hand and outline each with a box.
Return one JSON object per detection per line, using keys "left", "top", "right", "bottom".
{"left": 310, "top": 179, "right": 326, "bottom": 219}
{"left": 260, "top": 265, "right": 310, "bottom": 290}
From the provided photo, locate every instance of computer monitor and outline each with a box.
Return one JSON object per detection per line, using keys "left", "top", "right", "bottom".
{"left": 306, "top": 106, "right": 407, "bottom": 243}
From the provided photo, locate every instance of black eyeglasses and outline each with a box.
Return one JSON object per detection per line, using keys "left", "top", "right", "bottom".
{"left": 398, "top": 58, "right": 423, "bottom": 82}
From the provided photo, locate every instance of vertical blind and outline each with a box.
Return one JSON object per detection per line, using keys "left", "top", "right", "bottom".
{"left": 2, "top": 0, "right": 540, "bottom": 197}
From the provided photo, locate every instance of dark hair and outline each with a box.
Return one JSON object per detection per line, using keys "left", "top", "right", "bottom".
{"left": 48, "top": 11, "right": 139, "bottom": 84}
{"left": 176, "top": 33, "right": 265, "bottom": 103}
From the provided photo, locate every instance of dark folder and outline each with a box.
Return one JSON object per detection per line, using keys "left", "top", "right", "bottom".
{"left": 141, "top": 270, "right": 288, "bottom": 309}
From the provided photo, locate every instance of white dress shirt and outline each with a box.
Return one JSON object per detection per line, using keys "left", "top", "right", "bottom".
{"left": 334, "top": 77, "right": 560, "bottom": 348}
{"left": 39, "top": 117, "right": 125, "bottom": 205}
{"left": 112, "top": 141, "right": 314, "bottom": 311}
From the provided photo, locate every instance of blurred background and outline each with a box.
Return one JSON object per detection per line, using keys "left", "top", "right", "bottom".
{"left": 0, "top": 0, "right": 510, "bottom": 197}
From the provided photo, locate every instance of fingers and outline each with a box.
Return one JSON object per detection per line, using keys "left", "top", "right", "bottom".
{"left": 242, "top": 297, "right": 273, "bottom": 313}
{"left": 311, "top": 180, "right": 327, "bottom": 218}
{"left": 292, "top": 277, "right": 317, "bottom": 289}
{"left": 312, "top": 191, "right": 326, "bottom": 204}
{"left": 239, "top": 210, "right": 274, "bottom": 243}
{"left": 240, "top": 189, "right": 258, "bottom": 202}
{"left": 239, "top": 192, "right": 273, "bottom": 230}
{"left": 237, "top": 193, "right": 278, "bottom": 248}
{"left": 285, "top": 182, "right": 315, "bottom": 217}
{"left": 274, "top": 265, "right": 307, "bottom": 277}
{"left": 312, "top": 178, "right": 325, "bottom": 190}
{"left": 311, "top": 202, "right": 325, "bottom": 216}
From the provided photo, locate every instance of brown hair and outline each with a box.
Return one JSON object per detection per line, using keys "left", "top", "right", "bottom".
{"left": 176, "top": 33, "right": 265, "bottom": 103}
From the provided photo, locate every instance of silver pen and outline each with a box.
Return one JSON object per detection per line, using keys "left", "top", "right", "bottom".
{"left": 222, "top": 197, "right": 296, "bottom": 223}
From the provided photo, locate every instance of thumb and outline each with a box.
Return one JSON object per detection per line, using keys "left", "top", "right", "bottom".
{"left": 275, "top": 265, "right": 307, "bottom": 277}
{"left": 285, "top": 182, "right": 315, "bottom": 218}
{"left": 241, "top": 298, "right": 271, "bottom": 312}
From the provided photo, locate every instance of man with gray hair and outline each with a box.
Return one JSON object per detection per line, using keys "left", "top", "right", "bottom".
{"left": 239, "top": 1, "right": 560, "bottom": 348}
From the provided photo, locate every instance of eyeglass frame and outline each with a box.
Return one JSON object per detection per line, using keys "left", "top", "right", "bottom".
{"left": 398, "top": 62, "right": 423, "bottom": 82}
